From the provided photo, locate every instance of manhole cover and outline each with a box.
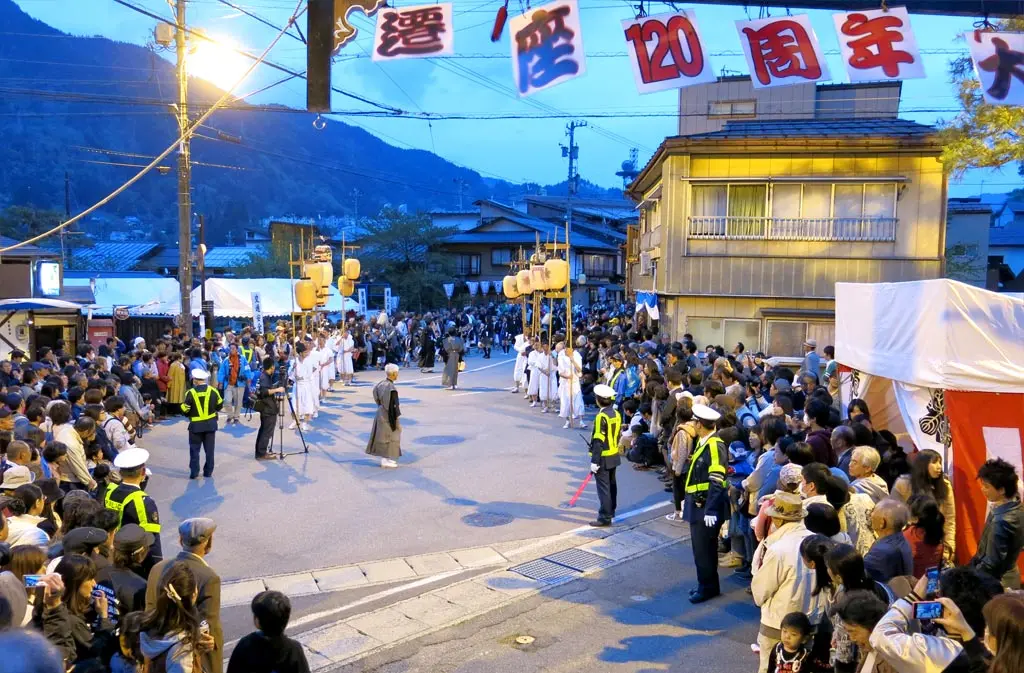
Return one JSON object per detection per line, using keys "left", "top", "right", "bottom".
{"left": 462, "top": 512, "right": 514, "bottom": 527}
{"left": 515, "top": 636, "right": 535, "bottom": 645}
{"left": 414, "top": 435, "right": 465, "bottom": 445}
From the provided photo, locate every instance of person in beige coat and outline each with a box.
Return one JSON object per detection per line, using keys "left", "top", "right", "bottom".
{"left": 891, "top": 449, "right": 955, "bottom": 561}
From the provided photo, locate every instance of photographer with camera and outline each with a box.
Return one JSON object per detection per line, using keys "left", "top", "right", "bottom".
{"left": 253, "top": 358, "right": 285, "bottom": 462}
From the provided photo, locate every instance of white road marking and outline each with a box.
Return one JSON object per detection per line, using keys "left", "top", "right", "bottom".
{"left": 451, "top": 391, "right": 486, "bottom": 397}
{"left": 409, "top": 358, "right": 515, "bottom": 383}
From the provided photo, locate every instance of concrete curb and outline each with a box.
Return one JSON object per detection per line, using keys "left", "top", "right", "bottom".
{"left": 296, "top": 510, "right": 690, "bottom": 671}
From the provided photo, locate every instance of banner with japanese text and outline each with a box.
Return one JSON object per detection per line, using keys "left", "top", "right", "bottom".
{"left": 510, "top": 0, "right": 586, "bottom": 97}
{"left": 621, "top": 10, "right": 715, "bottom": 95}
{"left": 833, "top": 7, "right": 924, "bottom": 82}
{"left": 735, "top": 14, "right": 830, "bottom": 88}
{"left": 968, "top": 31, "right": 1024, "bottom": 106}
{"left": 372, "top": 3, "right": 454, "bottom": 61}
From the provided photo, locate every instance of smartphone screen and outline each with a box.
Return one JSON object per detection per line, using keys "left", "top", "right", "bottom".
{"left": 925, "top": 566, "right": 941, "bottom": 597}
{"left": 24, "top": 574, "right": 43, "bottom": 589}
{"left": 914, "top": 601, "right": 944, "bottom": 620}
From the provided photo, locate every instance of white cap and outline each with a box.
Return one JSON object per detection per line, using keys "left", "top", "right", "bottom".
{"left": 113, "top": 447, "right": 150, "bottom": 470}
{"left": 593, "top": 384, "right": 616, "bottom": 400}
{"left": 692, "top": 404, "right": 721, "bottom": 422}
{"left": 681, "top": 391, "right": 694, "bottom": 399}
{"left": 191, "top": 369, "right": 210, "bottom": 381}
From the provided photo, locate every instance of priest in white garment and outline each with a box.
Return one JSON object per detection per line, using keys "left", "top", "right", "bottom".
{"left": 557, "top": 341, "right": 585, "bottom": 429}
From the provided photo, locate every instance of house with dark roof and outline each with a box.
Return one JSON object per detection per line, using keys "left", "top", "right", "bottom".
{"left": 435, "top": 200, "right": 623, "bottom": 305}
{"left": 626, "top": 81, "right": 947, "bottom": 356}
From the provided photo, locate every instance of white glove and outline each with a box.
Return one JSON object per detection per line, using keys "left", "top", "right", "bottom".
{"left": 590, "top": 463, "right": 600, "bottom": 474}
{"left": 703, "top": 514, "right": 718, "bottom": 527}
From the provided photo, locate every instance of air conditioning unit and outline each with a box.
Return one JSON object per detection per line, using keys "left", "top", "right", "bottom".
{"left": 639, "top": 252, "right": 652, "bottom": 276}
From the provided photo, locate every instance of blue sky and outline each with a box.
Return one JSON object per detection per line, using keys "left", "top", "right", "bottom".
{"left": 15, "top": 0, "right": 1019, "bottom": 195}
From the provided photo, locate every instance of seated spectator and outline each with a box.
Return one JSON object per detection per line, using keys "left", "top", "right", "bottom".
{"left": 969, "top": 458, "right": 1024, "bottom": 589}
{"left": 903, "top": 495, "right": 944, "bottom": 578}
{"left": 850, "top": 446, "right": 889, "bottom": 505}
{"left": 227, "top": 590, "right": 310, "bottom": 673}
{"left": 865, "top": 499, "right": 913, "bottom": 583}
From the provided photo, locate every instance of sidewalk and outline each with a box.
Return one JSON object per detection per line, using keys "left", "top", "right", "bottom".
{"left": 270, "top": 512, "right": 760, "bottom": 672}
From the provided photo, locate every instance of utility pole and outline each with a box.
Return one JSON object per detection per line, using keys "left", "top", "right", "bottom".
{"left": 453, "top": 178, "right": 468, "bottom": 210}
{"left": 175, "top": 0, "right": 193, "bottom": 336}
{"left": 562, "top": 120, "right": 586, "bottom": 241}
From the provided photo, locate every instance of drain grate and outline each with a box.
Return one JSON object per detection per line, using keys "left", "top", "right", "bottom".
{"left": 462, "top": 512, "right": 514, "bottom": 527}
{"left": 509, "top": 558, "right": 581, "bottom": 584}
{"left": 544, "top": 548, "right": 616, "bottom": 573}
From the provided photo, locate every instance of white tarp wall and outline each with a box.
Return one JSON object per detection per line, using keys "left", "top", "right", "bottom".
{"left": 835, "top": 279, "right": 1024, "bottom": 394}
{"left": 64, "top": 277, "right": 181, "bottom": 316}
{"left": 191, "top": 278, "right": 358, "bottom": 317}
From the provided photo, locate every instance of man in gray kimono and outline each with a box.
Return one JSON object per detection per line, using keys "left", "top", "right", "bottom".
{"left": 441, "top": 326, "right": 465, "bottom": 391}
{"left": 366, "top": 364, "right": 402, "bottom": 468}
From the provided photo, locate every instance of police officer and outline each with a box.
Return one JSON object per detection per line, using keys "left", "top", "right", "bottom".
{"left": 95, "top": 524, "right": 152, "bottom": 619}
{"left": 684, "top": 403, "right": 728, "bottom": 603}
{"left": 589, "top": 383, "right": 622, "bottom": 528}
{"left": 181, "top": 369, "right": 223, "bottom": 479}
{"left": 254, "top": 357, "right": 285, "bottom": 461}
{"left": 105, "top": 447, "right": 162, "bottom": 569}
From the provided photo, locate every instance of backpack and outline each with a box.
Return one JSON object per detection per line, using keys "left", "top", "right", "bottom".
{"left": 623, "top": 366, "right": 641, "bottom": 398}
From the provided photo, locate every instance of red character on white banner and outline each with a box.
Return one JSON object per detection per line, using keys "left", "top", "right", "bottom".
{"left": 373, "top": 3, "right": 454, "bottom": 61}
{"left": 736, "top": 15, "right": 829, "bottom": 88}
{"left": 509, "top": 0, "right": 586, "bottom": 97}
{"left": 968, "top": 31, "right": 1024, "bottom": 106}
{"left": 833, "top": 7, "right": 924, "bottom": 82}
{"left": 621, "top": 11, "right": 716, "bottom": 95}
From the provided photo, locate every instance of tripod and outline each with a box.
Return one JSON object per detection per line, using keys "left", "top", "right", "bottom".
{"left": 274, "top": 390, "right": 310, "bottom": 459}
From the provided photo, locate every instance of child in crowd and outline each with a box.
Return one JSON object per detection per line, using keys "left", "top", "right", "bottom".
{"left": 766, "top": 612, "right": 814, "bottom": 673}
{"left": 227, "top": 590, "right": 310, "bottom": 673}
{"left": 110, "top": 611, "right": 144, "bottom": 673}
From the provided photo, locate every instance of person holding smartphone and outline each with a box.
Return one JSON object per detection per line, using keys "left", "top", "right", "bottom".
{"left": 52, "top": 553, "right": 116, "bottom": 669}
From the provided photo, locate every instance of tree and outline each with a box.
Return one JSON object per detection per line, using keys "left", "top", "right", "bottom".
{"left": 235, "top": 245, "right": 289, "bottom": 277}
{"left": 945, "top": 243, "right": 987, "bottom": 283}
{"left": 0, "top": 205, "right": 63, "bottom": 241}
{"left": 941, "top": 18, "right": 1024, "bottom": 176}
{"left": 358, "top": 208, "right": 456, "bottom": 312}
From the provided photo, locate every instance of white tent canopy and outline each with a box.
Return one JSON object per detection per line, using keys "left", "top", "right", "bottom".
{"left": 835, "top": 279, "right": 1024, "bottom": 394}
{"left": 191, "top": 278, "right": 357, "bottom": 318}
{"left": 64, "top": 276, "right": 181, "bottom": 316}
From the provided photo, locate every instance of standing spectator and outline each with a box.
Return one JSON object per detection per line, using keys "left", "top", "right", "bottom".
{"left": 800, "top": 339, "right": 820, "bottom": 377}
{"left": 101, "top": 396, "right": 132, "bottom": 455}
{"left": 217, "top": 343, "right": 250, "bottom": 425}
{"left": 146, "top": 518, "right": 223, "bottom": 673}
{"left": 892, "top": 449, "right": 956, "bottom": 559}
{"left": 803, "top": 399, "right": 835, "bottom": 467}
{"left": 53, "top": 553, "right": 116, "bottom": 668}
{"left": 140, "top": 561, "right": 214, "bottom": 673}
{"left": 864, "top": 499, "right": 913, "bottom": 583}
{"left": 849, "top": 446, "right": 889, "bottom": 505}
{"left": 831, "top": 426, "right": 857, "bottom": 478}
{"left": 227, "top": 591, "right": 310, "bottom": 673}
{"left": 981, "top": 593, "right": 1024, "bottom": 673}
{"left": 833, "top": 590, "right": 891, "bottom": 673}
{"left": 903, "top": 495, "right": 944, "bottom": 578}
{"left": 166, "top": 353, "right": 187, "bottom": 416}
{"left": 969, "top": 458, "right": 1024, "bottom": 589}
{"left": 52, "top": 404, "right": 96, "bottom": 492}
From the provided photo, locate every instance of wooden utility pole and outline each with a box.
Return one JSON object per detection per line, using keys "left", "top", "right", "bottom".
{"left": 175, "top": 0, "right": 193, "bottom": 336}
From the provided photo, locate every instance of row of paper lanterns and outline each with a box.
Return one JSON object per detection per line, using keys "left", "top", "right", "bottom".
{"left": 294, "top": 256, "right": 362, "bottom": 311}
{"left": 502, "top": 259, "right": 569, "bottom": 299}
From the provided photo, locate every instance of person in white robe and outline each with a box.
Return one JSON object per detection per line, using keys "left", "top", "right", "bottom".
{"left": 557, "top": 343, "right": 585, "bottom": 429}
{"left": 546, "top": 349, "right": 559, "bottom": 410}
{"left": 513, "top": 333, "right": 530, "bottom": 395}
{"left": 317, "top": 333, "right": 335, "bottom": 397}
{"left": 526, "top": 344, "right": 542, "bottom": 407}
{"left": 535, "top": 342, "right": 554, "bottom": 412}
{"left": 291, "top": 342, "right": 317, "bottom": 431}
{"left": 337, "top": 328, "right": 355, "bottom": 385}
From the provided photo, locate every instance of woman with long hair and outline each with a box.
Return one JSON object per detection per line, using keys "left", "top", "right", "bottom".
{"left": 893, "top": 449, "right": 956, "bottom": 560}
{"left": 54, "top": 553, "right": 115, "bottom": 668}
{"left": 824, "top": 543, "right": 892, "bottom": 673}
{"left": 903, "top": 494, "right": 945, "bottom": 577}
{"left": 140, "top": 561, "right": 211, "bottom": 672}
{"left": 982, "top": 593, "right": 1024, "bottom": 673}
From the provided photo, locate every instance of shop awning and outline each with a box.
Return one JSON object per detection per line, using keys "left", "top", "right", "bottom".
{"left": 0, "top": 298, "right": 84, "bottom": 311}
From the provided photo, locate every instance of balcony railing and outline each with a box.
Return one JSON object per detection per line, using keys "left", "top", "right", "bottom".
{"left": 687, "top": 216, "right": 897, "bottom": 242}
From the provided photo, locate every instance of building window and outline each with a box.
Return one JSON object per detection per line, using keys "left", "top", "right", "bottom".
{"left": 491, "top": 248, "right": 512, "bottom": 267}
{"left": 685, "top": 318, "right": 760, "bottom": 352}
{"left": 456, "top": 254, "right": 481, "bottom": 276}
{"left": 588, "top": 287, "right": 600, "bottom": 304}
{"left": 765, "top": 320, "right": 835, "bottom": 358}
{"left": 709, "top": 100, "right": 756, "bottom": 118}
{"left": 583, "top": 255, "right": 616, "bottom": 277}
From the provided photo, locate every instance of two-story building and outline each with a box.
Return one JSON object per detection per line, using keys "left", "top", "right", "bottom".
{"left": 626, "top": 77, "right": 946, "bottom": 356}
{"left": 436, "top": 199, "right": 622, "bottom": 305}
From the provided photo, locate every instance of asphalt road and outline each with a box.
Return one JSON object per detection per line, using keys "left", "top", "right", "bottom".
{"left": 143, "top": 353, "right": 668, "bottom": 581}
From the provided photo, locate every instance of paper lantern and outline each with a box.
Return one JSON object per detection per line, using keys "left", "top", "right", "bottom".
{"left": 516, "top": 269, "right": 533, "bottom": 295}
{"left": 344, "top": 258, "right": 361, "bottom": 281}
{"left": 304, "top": 261, "right": 332, "bottom": 289}
{"left": 544, "top": 258, "right": 569, "bottom": 291}
{"left": 313, "top": 244, "right": 332, "bottom": 263}
{"left": 295, "top": 279, "right": 317, "bottom": 311}
{"left": 339, "top": 277, "right": 355, "bottom": 297}
{"left": 502, "top": 275, "right": 519, "bottom": 298}
{"left": 529, "top": 264, "right": 548, "bottom": 292}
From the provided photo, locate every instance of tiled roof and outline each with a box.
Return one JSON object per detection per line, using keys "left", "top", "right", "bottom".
{"left": 990, "top": 228, "right": 1024, "bottom": 246}
{"left": 947, "top": 199, "right": 993, "bottom": 215}
{"left": 0, "top": 236, "right": 57, "bottom": 258}
{"left": 72, "top": 242, "right": 160, "bottom": 271}
{"left": 202, "top": 247, "right": 257, "bottom": 268}
{"left": 686, "top": 117, "right": 936, "bottom": 140}
{"left": 463, "top": 200, "right": 616, "bottom": 250}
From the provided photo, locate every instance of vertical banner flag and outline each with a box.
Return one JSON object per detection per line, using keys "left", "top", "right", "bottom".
{"left": 968, "top": 31, "right": 1024, "bottom": 106}
{"left": 357, "top": 287, "right": 368, "bottom": 316}
{"left": 443, "top": 283, "right": 455, "bottom": 298}
{"left": 373, "top": 3, "right": 454, "bottom": 61}
{"left": 467, "top": 281, "right": 480, "bottom": 297}
{"left": 736, "top": 15, "right": 830, "bottom": 88}
{"left": 510, "top": 0, "right": 586, "bottom": 97}
{"left": 251, "top": 292, "right": 264, "bottom": 334}
{"left": 198, "top": 314, "right": 206, "bottom": 340}
{"left": 383, "top": 287, "right": 393, "bottom": 315}
{"left": 621, "top": 10, "right": 716, "bottom": 94}
{"left": 833, "top": 7, "right": 924, "bottom": 82}
{"left": 480, "top": 280, "right": 491, "bottom": 294}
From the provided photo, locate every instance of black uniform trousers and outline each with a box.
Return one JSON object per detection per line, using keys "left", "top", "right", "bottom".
{"left": 595, "top": 467, "right": 618, "bottom": 523}
{"left": 188, "top": 419, "right": 217, "bottom": 478}
{"left": 255, "top": 412, "right": 276, "bottom": 457}
{"left": 689, "top": 508, "right": 724, "bottom": 595}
